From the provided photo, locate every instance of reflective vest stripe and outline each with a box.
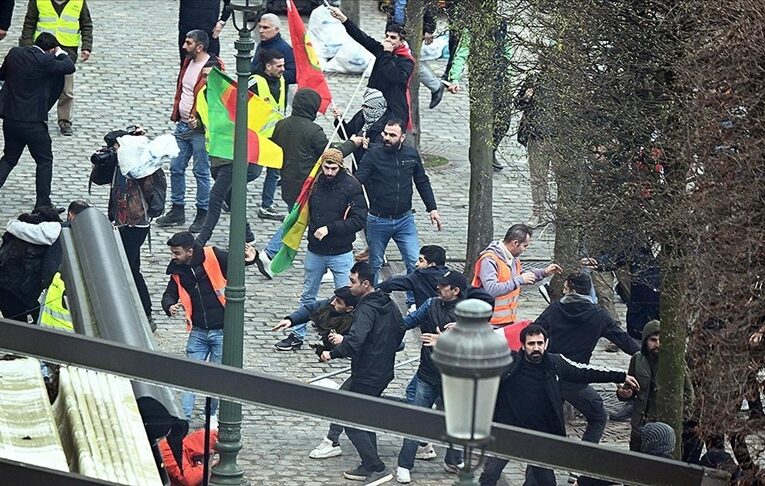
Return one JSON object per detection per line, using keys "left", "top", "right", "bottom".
{"left": 471, "top": 252, "right": 522, "bottom": 325}
{"left": 172, "top": 246, "right": 227, "bottom": 332}
{"left": 39, "top": 272, "right": 74, "bottom": 332}
{"left": 35, "top": 0, "right": 83, "bottom": 47}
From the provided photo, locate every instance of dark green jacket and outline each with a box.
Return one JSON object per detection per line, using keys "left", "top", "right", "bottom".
{"left": 270, "top": 88, "right": 355, "bottom": 208}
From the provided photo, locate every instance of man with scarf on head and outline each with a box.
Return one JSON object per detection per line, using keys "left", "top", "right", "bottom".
{"left": 329, "top": 6, "right": 414, "bottom": 134}
{"left": 270, "top": 149, "right": 368, "bottom": 352}
{"left": 333, "top": 88, "right": 387, "bottom": 163}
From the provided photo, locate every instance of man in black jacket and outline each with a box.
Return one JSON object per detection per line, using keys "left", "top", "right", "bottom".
{"left": 0, "top": 32, "right": 75, "bottom": 211}
{"left": 329, "top": 6, "right": 414, "bottom": 132}
{"left": 355, "top": 119, "right": 442, "bottom": 306}
{"left": 320, "top": 262, "right": 404, "bottom": 483}
{"left": 479, "top": 324, "right": 639, "bottom": 486}
{"left": 378, "top": 244, "right": 448, "bottom": 308}
{"left": 177, "top": 0, "right": 231, "bottom": 63}
{"left": 535, "top": 272, "right": 639, "bottom": 445}
{"left": 271, "top": 149, "right": 367, "bottom": 351}
{"left": 161, "top": 231, "right": 256, "bottom": 421}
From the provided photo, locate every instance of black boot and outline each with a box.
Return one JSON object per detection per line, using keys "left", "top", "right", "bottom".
{"left": 429, "top": 84, "right": 444, "bottom": 109}
{"left": 156, "top": 204, "right": 185, "bottom": 227}
{"left": 492, "top": 152, "right": 504, "bottom": 172}
{"left": 188, "top": 207, "right": 208, "bottom": 233}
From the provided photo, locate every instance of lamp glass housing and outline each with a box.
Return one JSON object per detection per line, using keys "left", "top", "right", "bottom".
{"left": 441, "top": 374, "right": 501, "bottom": 441}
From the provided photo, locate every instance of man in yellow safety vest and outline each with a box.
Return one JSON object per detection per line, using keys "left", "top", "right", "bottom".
{"left": 20, "top": 0, "right": 93, "bottom": 136}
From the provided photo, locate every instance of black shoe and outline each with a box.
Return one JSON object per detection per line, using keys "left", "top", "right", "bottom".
{"left": 344, "top": 465, "right": 371, "bottom": 481}
{"left": 429, "top": 84, "right": 444, "bottom": 109}
{"left": 492, "top": 154, "right": 504, "bottom": 172}
{"left": 274, "top": 334, "right": 303, "bottom": 351}
{"left": 156, "top": 204, "right": 185, "bottom": 227}
{"left": 610, "top": 402, "right": 634, "bottom": 422}
{"left": 188, "top": 208, "right": 208, "bottom": 233}
{"left": 222, "top": 200, "right": 231, "bottom": 213}
{"left": 147, "top": 316, "right": 157, "bottom": 332}
{"left": 59, "top": 120, "right": 73, "bottom": 136}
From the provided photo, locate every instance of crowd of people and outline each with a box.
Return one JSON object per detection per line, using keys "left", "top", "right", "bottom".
{"left": 0, "top": 1, "right": 748, "bottom": 485}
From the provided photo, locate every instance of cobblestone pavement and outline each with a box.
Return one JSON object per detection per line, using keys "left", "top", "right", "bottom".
{"left": 0, "top": 1, "right": 631, "bottom": 484}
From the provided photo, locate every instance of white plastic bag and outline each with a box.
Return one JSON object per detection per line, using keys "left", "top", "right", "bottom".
{"left": 324, "top": 42, "right": 374, "bottom": 74}
{"left": 421, "top": 35, "right": 449, "bottom": 61}
{"left": 117, "top": 133, "right": 179, "bottom": 179}
{"left": 308, "top": 5, "right": 347, "bottom": 59}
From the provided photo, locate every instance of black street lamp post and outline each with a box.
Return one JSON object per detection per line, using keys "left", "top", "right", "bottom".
{"left": 209, "top": 1, "right": 263, "bottom": 484}
{"left": 432, "top": 299, "right": 513, "bottom": 485}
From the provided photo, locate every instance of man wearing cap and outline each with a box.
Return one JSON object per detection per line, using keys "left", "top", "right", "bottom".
{"left": 472, "top": 223, "right": 561, "bottom": 327}
{"left": 394, "top": 269, "right": 494, "bottom": 483}
{"left": 616, "top": 320, "right": 699, "bottom": 459}
{"left": 268, "top": 148, "right": 368, "bottom": 352}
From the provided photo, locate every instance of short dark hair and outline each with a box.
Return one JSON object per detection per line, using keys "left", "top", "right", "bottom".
{"left": 520, "top": 324, "right": 548, "bottom": 344}
{"left": 566, "top": 272, "right": 592, "bottom": 295}
{"left": 67, "top": 200, "right": 90, "bottom": 216}
{"left": 167, "top": 231, "right": 196, "bottom": 250}
{"left": 351, "top": 261, "right": 374, "bottom": 286}
{"left": 34, "top": 32, "right": 59, "bottom": 51}
{"left": 385, "top": 22, "right": 406, "bottom": 40}
{"left": 259, "top": 48, "right": 284, "bottom": 66}
{"left": 186, "top": 29, "right": 209, "bottom": 51}
{"left": 504, "top": 224, "right": 533, "bottom": 243}
{"left": 420, "top": 245, "right": 446, "bottom": 266}
{"left": 385, "top": 118, "right": 405, "bottom": 132}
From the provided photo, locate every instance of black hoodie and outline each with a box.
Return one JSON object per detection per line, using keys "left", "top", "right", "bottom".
{"left": 330, "top": 290, "right": 404, "bottom": 390}
{"left": 271, "top": 89, "right": 356, "bottom": 208}
{"left": 377, "top": 265, "right": 447, "bottom": 308}
{"left": 535, "top": 293, "right": 639, "bottom": 390}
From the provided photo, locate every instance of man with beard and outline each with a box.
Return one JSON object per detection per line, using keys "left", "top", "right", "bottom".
{"left": 355, "top": 119, "right": 442, "bottom": 307}
{"left": 271, "top": 149, "right": 368, "bottom": 351}
{"left": 157, "top": 30, "right": 217, "bottom": 231}
{"left": 616, "top": 320, "right": 698, "bottom": 458}
{"left": 479, "top": 324, "right": 639, "bottom": 486}
{"left": 320, "top": 262, "right": 404, "bottom": 484}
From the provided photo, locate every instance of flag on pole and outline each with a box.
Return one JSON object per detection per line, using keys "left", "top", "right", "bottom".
{"left": 202, "top": 68, "right": 283, "bottom": 168}
{"left": 270, "top": 156, "right": 323, "bottom": 274}
{"left": 287, "top": 0, "right": 332, "bottom": 113}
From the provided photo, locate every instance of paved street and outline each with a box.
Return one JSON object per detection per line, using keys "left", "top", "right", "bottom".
{"left": 0, "top": 1, "right": 631, "bottom": 484}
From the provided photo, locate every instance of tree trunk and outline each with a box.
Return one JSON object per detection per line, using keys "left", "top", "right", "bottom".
{"left": 465, "top": 1, "right": 497, "bottom": 279}
{"left": 404, "top": 0, "right": 423, "bottom": 149}
{"left": 550, "top": 151, "right": 585, "bottom": 299}
{"left": 656, "top": 250, "right": 687, "bottom": 459}
{"left": 345, "top": 0, "right": 360, "bottom": 27}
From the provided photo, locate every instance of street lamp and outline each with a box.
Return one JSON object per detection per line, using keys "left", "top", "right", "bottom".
{"left": 210, "top": 1, "right": 264, "bottom": 485}
{"left": 432, "top": 299, "right": 513, "bottom": 486}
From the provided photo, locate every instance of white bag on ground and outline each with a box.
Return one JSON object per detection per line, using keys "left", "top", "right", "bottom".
{"left": 421, "top": 35, "right": 449, "bottom": 61}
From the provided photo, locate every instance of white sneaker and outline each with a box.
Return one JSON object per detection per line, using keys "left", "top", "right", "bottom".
{"left": 209, "top": 414, "right": 218, "bottom": 430}
{"left": 415, "top": 443, "right": 437, "bottom": 460}
{"left": 255, "top": 250, "right": 273, "bottom": 280}
{"left": 309, "top": 437, "right": 342, "bottom": 459}
{"left": 396, "top": 467, "right": 411, "bottom": 484}
{"left": 407, "top": 304, "right": 417, "bottom": 315}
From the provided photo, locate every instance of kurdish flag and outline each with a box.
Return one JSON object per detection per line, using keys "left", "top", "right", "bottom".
{"left": 270, "top": 157, "right": 323, "bottom": 274}
{"left": 204, "top": 67, "right": 283, "bottom": 168}
{"left": 287, "top": 0, "right": 332, "bottom": 113}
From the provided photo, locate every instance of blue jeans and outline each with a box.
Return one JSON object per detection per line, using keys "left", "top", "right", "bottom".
{"left": 261, "top": 167, "right": 279, "bottom": 209}
{"left": 265, "top": 224, "right": 285, "bottom": 260}
{"left": 398, "top": 374, "right": 462, "bottom": 470}
{"left": 393, "top": 0, "right": 406, "bottom": 24}
{"left": 367, "top": 212, "right": 419, "bottom": 303}
{"left": 170, "top": 121, "right": 211, "bottom": 209}
{"left": 291, "top": 250, "right": 353, "bottom": 340}
{"left": 181, "top": 328, "right": 224, "bottom": 419}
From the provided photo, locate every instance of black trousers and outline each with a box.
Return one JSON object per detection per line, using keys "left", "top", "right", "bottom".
{"left": 0, "top": 119, "right": 53, "bottom": 208}
{"left": 344, "top": 382, "right": 388, "bottom": 472}
{"left": 119, "top": 226, "right": 152, "bottom": 318}
{"left": 480, "top": 456, "right": 556, "bottom": 486}
{"left": 0, "top": 288, "right": 38, "bottom": 323}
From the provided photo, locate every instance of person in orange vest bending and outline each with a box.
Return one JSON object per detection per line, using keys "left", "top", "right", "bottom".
{"left": 161, "top": 231, "right": 258, "bottom": 422}
{"left": 471, "top": 224, "right": 561, "bottom": 328}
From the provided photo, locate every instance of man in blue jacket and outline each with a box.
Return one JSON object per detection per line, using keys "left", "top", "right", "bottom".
{"left": 250, "top": 13, "right": 296, "bottom": 84}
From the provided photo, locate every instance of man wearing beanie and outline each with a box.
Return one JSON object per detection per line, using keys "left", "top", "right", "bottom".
{"left": 616, "top": 320, "right": 700, "bottom": 460}
{"left": 269, "top": 149, "right": 368, "bottom": 351}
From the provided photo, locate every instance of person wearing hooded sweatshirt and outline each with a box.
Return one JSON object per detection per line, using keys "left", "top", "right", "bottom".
{"left": 320, "top": 262, "right": 404, "bottom": 483}
{"left": 479, "top": 324, "right": 638, "bottom": 486}
{"left": 377, "top": 244, "right": 448, "bottom": 309}
{"left": 616, "top": 320, "right": 698, "bottom": 459}
{"left": 256, "top": 88, "right": 363, "bottom": 273}
{"left": 329, "top": 6, "right": 414, "bottom": 133}
{"left": 472, "top": 224, "right": 561, "bottom": 327}
{"left": 0, "top": 207, "right": 62, "bottom": 323}
{"left": 535, "top": 272, "right": 639, "bottom": 445}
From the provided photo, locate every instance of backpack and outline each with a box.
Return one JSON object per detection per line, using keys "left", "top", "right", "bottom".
{"left": 108, "top": 168, "right": 167, "bottom": 226}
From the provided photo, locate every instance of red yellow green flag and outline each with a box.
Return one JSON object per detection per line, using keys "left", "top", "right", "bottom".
{"left": 287, "top": 0, "right": 332, "bottom": 113}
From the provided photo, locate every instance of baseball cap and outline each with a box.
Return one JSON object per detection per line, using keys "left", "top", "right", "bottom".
{"left": 435, "top": 270, "right": 468, "bottom": 292}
